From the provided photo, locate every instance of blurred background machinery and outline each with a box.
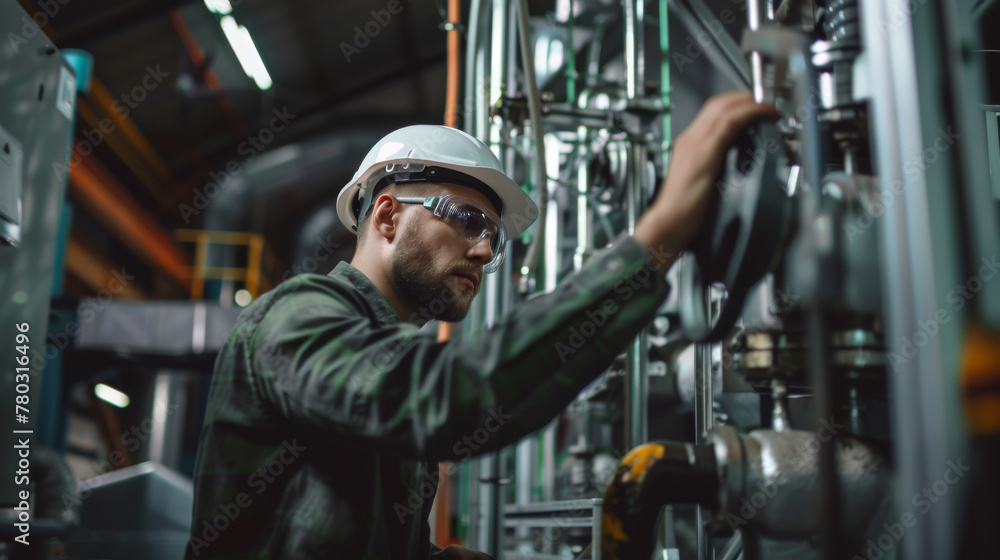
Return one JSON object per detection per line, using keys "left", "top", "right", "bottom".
{"left": 1, "top": 0, "right": 999, "bottom": 559}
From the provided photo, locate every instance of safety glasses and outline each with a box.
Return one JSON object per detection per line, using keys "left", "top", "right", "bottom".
{"left": 395, "top": 194, "right": 507, "bottom": 273}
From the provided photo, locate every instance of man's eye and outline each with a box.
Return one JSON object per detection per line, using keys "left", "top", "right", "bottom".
{"left": 465, "top": 215, "right": 487, "bottom": 232}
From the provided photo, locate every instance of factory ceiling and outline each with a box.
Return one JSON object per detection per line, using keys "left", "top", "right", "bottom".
{"left": 14, "top": 0, "right": 468, "bottom": 298}
{"left": 12, "top": 0, "right": 1000, "bottom": 301}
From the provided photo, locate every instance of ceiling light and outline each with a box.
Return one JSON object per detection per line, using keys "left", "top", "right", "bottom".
{"left": 220, "top": 16, "right": 273, "bottom": 90}
{"left": 204, "top": 0, "right": 232, "bottom": 15}
{"left": 94, "top": 383, "right": 130, "bottom": 408}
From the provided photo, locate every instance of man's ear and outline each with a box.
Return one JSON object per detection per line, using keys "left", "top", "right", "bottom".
{"left": 370, "top": 193, "right": 399, "bottom": 241}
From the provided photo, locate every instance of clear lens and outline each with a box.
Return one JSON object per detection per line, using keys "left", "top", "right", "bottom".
{"left": 432, "top": 195, "right": 506, "bottom": 274}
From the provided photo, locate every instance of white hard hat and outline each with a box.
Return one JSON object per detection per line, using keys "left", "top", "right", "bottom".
{"left": 337, "top": 125, "right": 538, "bottom": 238}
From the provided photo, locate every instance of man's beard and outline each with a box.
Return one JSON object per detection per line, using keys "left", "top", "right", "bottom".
{"left": 391, "top": 232, "right": 476, "bottom": 323}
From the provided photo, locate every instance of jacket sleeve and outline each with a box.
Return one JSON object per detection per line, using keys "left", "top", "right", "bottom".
{"left": 249, "top": 233, "right": 671, "bottom": 461}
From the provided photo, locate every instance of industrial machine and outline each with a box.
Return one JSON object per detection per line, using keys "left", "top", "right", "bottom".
{"left": 2, "top": 0, "right": 998, "bottom": 559}
{"left": 453, "top": 1, "right": 1000, "bottom": 559}
{"left": 0, "top": 1, "right": 80, "bottom": 557}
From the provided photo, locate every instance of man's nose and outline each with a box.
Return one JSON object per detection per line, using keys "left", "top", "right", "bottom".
{"left": 466, "top": 235, "right": 494, "bottom": 262}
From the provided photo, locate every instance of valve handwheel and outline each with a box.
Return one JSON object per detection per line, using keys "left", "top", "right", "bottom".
{"left": 679, "top": 121, "right": 794, "bottom": 342}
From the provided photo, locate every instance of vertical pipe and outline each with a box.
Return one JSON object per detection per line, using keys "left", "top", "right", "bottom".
{"left": 147, "top": 372, "right": 188, "bottom": 470}
{"left": 694, "top": 306, "right": 715, "bottom": 559}
{"left": 624, "top": 0, "right": 645, "bottom": 100}
{"left": 515, "top": 0, "right": 548, "bottom": 287}
{"left": 438, "top": 0, "right": 464, "bottom": 345}
{"left": 861, "top": 1, "right": 968, "bottom": 558}
{"left": 464, "top": 0, "right": 482, "bottom": 136}
{"left": 488, "top": 0, "right": 507, "bottom": 153}
{"left": 445, "top": 0, "right": 461, "bottom": 129}
{"left": 565, "top": 0, "right": 576, "bottom": 105}
{"left": 575, "top": 125, "right": 589, "bottom": 271}
{"left": 625, "top": 142, "right": 649, "bottom": 450}
{"left": 658, "top": 0, "right": 672, "bottom": 170}
{"left": 468, "top": 2, "right": 510, "bottom": 554}
{"left": 623, "top": 0, "right": 648, "bottom": 453}
{"left": 780, "top": 35, "right": 842, "bottom": 560}
{"left": 807, "top": 310, "right": 840, "bottom": 560}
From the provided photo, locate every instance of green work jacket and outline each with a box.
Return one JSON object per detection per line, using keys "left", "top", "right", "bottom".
{"left": 186, "top": 234, "right": 670, "bottom": 559}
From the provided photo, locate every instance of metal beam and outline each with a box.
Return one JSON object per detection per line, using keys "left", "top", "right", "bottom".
{"left": 75, "top": 90, "right": 174, "bottom": 209}
{"left": 68, "top": 150, "right": 192, "bottom": 292}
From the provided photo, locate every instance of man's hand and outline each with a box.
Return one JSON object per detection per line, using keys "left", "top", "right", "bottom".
{"left": 431, "top": 544, "right": 495, "bottom": 560}
{"left": 634, "top": 92, "right": 780, "bottom": 256}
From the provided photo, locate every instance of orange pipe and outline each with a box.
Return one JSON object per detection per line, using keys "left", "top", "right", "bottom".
{"left": 68, "top": 151, "right": 192, "bottom": 291}
{"left": 438, "top": 0, "right": 463, "bottom": 348}
{"left": 66, "top": 236, "right": 148, "bottom": 300}
{"left": 75, "top": 92, "right": 172, "bottom": 209}
{"left": 435, "top": 0, "right": 462, "bottom": 548}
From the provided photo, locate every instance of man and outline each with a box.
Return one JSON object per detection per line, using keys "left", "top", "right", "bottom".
{"left": 185, "top": 92, "right": 777, "bottom": 559}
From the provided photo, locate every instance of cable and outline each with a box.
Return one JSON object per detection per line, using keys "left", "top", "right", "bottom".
{"left": 515, "top": 0, "right": 548, "bottom": 291}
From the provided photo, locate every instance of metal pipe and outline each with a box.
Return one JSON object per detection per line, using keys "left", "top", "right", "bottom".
{"left": 807, "top": 310, "right": 841, "bottom": 560}
{"left": 463, "top": 0, "right": 482, "bottom": 136}
{"left": 565, "top": 0, "right": 576, "bottom": 105}
{"left": 586, "top": 14, "right": 614, "bottom": 89}
{"left": 468, "top": 3, "right": 511, "bottom": 554}
{"left": 860, "top": 1, "right": 969, "bottom": 558}
{"left": 624, "top": 0, "right": 645, "bottom": 100}
{"left": 488, "top": 0, "right": 507, "bottom": 146}
{"left": 719, "top": 532, "right": 743, "bottom": 560}
{"left": 624, "top": 0, "right": 651, "bottom": 453}
{"left": 515, "top": 0, "right": 548, "bottom": 289}
{"left": 791, "top": 32, "right": 841, "bottom": 560}
{"left": 747, "top": 0, "right": 769, "bottom": 102}
{"left": 741, "top": 26, "right": 841, "bottom": 559}
{"left": 658, "top": 0, "right": 673, "bottom": 169}
{"left": 669, "top": 0, "right": 752, "bottom": 90}
{"left": 694, "top": 340, "right": 713, "bottom": 560}
{"left": 445, "top": 0, "right": 461, "bottom": 128}
{"left": 626, "top": 141, "right": 650, "bottom": 450}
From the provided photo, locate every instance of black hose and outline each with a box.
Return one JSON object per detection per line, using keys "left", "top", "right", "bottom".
{"left": 601, "top": 441, "right": 718, "bottom": 560}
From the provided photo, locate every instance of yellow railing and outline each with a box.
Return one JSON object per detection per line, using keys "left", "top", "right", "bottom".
{"left": 175, "top": 229, "right": 279, "bottom": 301}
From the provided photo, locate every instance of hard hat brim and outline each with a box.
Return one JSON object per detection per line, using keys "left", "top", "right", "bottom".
{"left": 337, "top": 157, "right": 538, "bottom": 238}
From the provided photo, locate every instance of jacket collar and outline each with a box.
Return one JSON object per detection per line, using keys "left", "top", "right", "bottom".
{"left": 329, "top": 261, "right": 400, "bottom": 327}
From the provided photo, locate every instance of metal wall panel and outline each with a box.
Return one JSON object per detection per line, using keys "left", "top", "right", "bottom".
{"left": 0, "top": 0, "right": 76, "bottom": 507}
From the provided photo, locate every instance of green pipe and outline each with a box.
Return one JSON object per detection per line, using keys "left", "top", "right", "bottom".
{"left": 659, "top": 0, "right": 672, "bottom": 170}
{"left": 565, "top": 0, "right": 576, "bottom": 105}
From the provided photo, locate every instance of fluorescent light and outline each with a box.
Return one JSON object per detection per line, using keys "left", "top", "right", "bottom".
{"left": 220, "top": 16, "right": 273, "bottom": 90}
{"left": 94, "top": 383, "right": 130, "bottom": 408}
{"left": 204, "top": 0, "right": 232, "bottom": 15}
